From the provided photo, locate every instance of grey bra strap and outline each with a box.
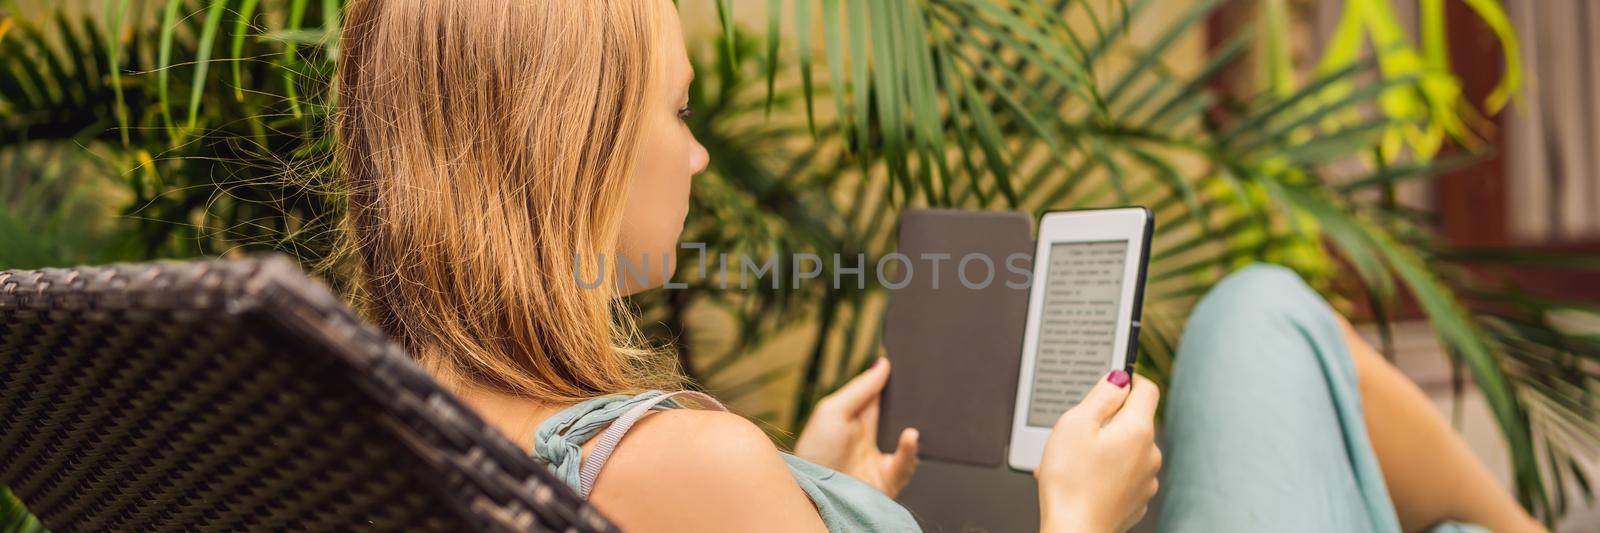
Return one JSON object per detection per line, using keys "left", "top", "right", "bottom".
{"left": 576, "top": 390, "right": 726, "bottom": 499}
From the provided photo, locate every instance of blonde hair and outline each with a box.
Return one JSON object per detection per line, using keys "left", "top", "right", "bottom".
{"left": 336, "top": 0, "right": 683, "bottom": 401}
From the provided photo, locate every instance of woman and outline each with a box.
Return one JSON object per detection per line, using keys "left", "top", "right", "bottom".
{"left": 334, "top": 1, "right": 1543, "bottom": 531}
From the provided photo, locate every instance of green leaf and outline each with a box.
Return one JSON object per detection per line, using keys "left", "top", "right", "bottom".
{"left": 794, "top": 0, "right": 816, "bottom": 135}
{"left": 1103, "top": 0, "right": 1221, "bottom": 106}
{"left": 1261, "top": 0, "right": 1295, "bottom": 97}
{"left": 764, "top": 0, "right": 780, "bottom": 115}
{"left": 188, "top": 0, "right": 230, "bottom": 131}
{"left": 820, "top": 0, "right": 850, "bottom": 147}
{"left": 1236, "top": 75, "right": 1418, "bottom": 154}
{"left": 54, "top": 13, "right": 94, "bottom": 107}
{"left": 951, "top": 52, "right": 1016, "bottom": 207}
{"left": 867, "top": 0, "right": 910, "bottom": 201}
{"left": 1352, "top": 192, "right": 1546, "bottom": 514}
{"left": 232, "top": 0, "right": 262, "bottom": 102}
{"left": 1337, "top": 153, "right": 1484, "bottom": 192}
{"left": 1135, "top": 27, "right": 1250, "bottom": 125}
{"left": 156, "top": 0, "right": 181, "bottom": 137}
{"left": 717, "top": 0, "right": 737, "bottom": 64}
{"left": 899, "top": 1, "right": 948, "bottom": 204}
{"left": 281, "top": 0, "right": 310, "bottom": 118}
{"left": 1217, "top": 59, "right": 1369, "bottom": 143}
{"left": 1456, "top": 0, "right": 1521, "bottom": 112}
{"left": 321, "top": 0, "right": 340, "bottom": 58}
{"left": 1267, "top": 181, "right": 1398, "bottom": 317}
{"left": 846, "top": 0, "right": 870, "bottom": 160}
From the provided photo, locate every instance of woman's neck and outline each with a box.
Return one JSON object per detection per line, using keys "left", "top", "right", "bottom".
{"left": 455, "top": 385, "right": 572, "bottom": 453}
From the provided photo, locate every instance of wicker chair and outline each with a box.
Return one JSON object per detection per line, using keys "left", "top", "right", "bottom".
{"left": 0, "top": 256, "right": 616, "bottom": 532}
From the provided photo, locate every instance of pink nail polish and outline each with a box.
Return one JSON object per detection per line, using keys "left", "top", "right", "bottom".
{"left": 1107, "top": 370, "right": 1130, "bottom": 388}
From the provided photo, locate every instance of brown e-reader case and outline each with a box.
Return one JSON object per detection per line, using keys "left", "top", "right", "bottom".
{"left": 878, "top": 209, "right": 1033, "bottom": 465}
{"left": 878, "top": 209, "right": 1041, "bottom": 532}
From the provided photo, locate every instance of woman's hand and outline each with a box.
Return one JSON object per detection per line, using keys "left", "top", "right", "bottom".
{"left": 1036, "top": 370, "right": 1162, "bottom": 533}
{"left": 794, "top": 357, "right": 920, "bottom": 498}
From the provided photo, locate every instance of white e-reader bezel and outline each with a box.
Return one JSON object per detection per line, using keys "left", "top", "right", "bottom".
{"left": 1007, "top": 207, "right": 1152, "bottom": 472}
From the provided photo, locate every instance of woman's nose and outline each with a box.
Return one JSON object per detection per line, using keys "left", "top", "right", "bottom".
{"left": 690, "top": 138, "right": 710, "bottom": 176}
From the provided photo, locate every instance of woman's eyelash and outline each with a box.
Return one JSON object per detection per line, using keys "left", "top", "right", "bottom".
{"left": 677, "top": 105, "right": 693, "bottom": 121}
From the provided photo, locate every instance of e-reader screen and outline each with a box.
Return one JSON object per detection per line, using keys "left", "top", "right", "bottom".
{"left": 1025, "top": 239, "right": 1129, "bottom": 427}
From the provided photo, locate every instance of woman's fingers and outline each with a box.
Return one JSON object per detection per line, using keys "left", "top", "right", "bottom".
{"left": 1060, "top": 370, "right": 1134, "bottom": 428}
{"left": 1125, "top": 374, "right": 1161, "bottom": 416}
{"left": 1123, "top": 505, "right": 1150, "bottom": 531}
{"left": 1107, "top": 374, "right": 1160, "bottom": 432}
{"left": 883, "top": 427, "right": 920, "bottom": 495}
{"left": 1037, "top": 372, "right": 1161, "bottom": 533}
{"left": 819, "top": 357, "right": 891, "bottom": 416}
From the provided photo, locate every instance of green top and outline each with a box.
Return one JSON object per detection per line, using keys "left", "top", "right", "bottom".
{"left": 532, "top": 391, "right": 921, "bottom": 532}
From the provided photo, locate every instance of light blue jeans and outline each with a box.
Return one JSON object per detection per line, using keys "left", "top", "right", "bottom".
{"left": 1156, "top": 265, "right": 1482, "bottom": 533}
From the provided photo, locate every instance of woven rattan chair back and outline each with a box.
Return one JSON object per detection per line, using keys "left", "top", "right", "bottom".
{"left": 0, "top": 256, "right": 616, "bottom": 532}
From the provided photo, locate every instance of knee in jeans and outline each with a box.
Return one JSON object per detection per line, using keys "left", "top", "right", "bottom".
{"left": 1184, "top": 264, "right": 1330, "bottom": 343}
{"left": 1174, "top": 264, "right": 1340, "bottom": 387}
{"left": 1202, "top": 264, "right": 1320, "bottom": 317}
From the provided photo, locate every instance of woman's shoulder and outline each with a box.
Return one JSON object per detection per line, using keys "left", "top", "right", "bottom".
{"left": 586, "top": 408, "right": 826, "bottom": 532}
{"left": 600, "top": 408, "right": 784, "bottom": 481}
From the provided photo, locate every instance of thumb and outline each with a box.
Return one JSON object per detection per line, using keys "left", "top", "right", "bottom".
{"left": 1064, "top": 370, "right": 1133, "bottom": 427}
{"left": 883, "top": 428, "right": 919, "bottom": 494}
{"left": 822, "top": 357, "right": 892, "bottom": 415}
